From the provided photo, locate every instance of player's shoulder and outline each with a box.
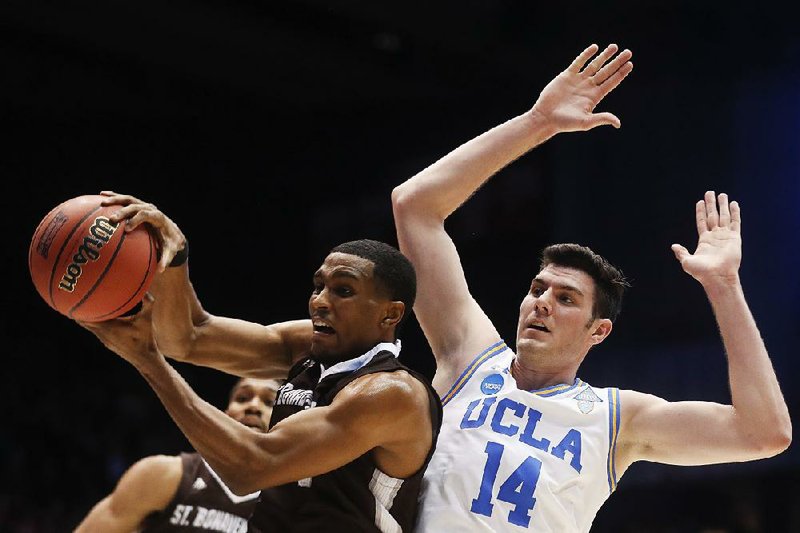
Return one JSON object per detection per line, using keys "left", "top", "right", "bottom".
{"left": 618, "top": 388, "right": 668, "bottom": 404}
{"left": 128, "top": 454, "right": 183, "bottom": 480}
{"left": 113, "top": 454, "right": 183, "bottom": 504}
{"left": 332, "top": 370, "right": 434, "bottom": 423}
{"left": 618, "top": 388, "right": 669, "bottom": 420}
{"left": 347, "top": 369, "right": 428, "bottom": 400}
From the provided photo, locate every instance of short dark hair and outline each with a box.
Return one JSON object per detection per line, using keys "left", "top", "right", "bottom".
{"left": 540, "top": 243, "right": 629, "bottom": 322}
{"left": 330, "top": 239, "right": 417, "bottom": 332}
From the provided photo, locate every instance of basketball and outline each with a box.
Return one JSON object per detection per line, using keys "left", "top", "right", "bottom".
{"left": 28, "top": 194, "right": 159, "bottom": 322}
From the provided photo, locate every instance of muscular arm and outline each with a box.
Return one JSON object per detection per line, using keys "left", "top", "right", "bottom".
{"left": 153, "top": 265, "right": 311, "bottom": 379}
{"left": 391, "top": 44, "right": 633, "bottom": 394}
{"left": 133, "top": 356, "right": 431, "bottom": 495}
{"left": 101, "top": 192, "right": 312, "bottom": 378}
{"left": 172, "top": 315, "right": 310, "bottom": 380}
{"left": 74, "top": 455, "right": 182, "bottom": 533}
{"left": 81, "top": 300, "right": 433, "bottom": 495}
{"left": 617, "top": 192, "right": 791, "bottom": 472}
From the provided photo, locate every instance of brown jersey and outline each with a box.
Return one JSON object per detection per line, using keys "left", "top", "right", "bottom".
{"left": 140, "top": 452, "right": 260, "bottom": 533}
{"left": 249, "top": 342, "right": 443, "bottom": 533}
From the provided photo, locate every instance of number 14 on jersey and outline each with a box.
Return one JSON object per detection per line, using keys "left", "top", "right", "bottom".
{"left": 471, "top": 441, "right": 543, "bottom": 527}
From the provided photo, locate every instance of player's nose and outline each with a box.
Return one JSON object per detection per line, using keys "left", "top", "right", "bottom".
{"left": 534, "top": 292, "right": 552, "bottom": 315}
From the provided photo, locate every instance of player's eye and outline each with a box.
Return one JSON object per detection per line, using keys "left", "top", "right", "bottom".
{"left": 334, "top": 286, "right": 353, "bottom": 297}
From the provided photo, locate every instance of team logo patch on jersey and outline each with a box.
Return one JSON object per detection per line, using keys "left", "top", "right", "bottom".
{"left": 573, "top": 385, "right": 603, "bottom": 414}
{"left": 275, "top": 383, "right": 314, "bottom": 409}
{"left": 480, "top": 373, "right": 505, "bottom": 395}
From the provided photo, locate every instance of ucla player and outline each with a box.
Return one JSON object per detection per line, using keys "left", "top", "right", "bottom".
{"left": 75, "top": 377, "right": 280, "bottom": 532}
{"left": 391, "top": 43, "right": 791, "bottom": 531}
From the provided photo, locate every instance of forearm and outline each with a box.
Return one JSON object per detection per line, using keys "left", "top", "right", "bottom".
{"left": 135, "top": 355, "right": 265, "bottom": 493}
{"left": 392, "top": 110, "right": 557, "bottom": 221}
{"left": 705, "top": 279, "right": 792, "bottom": 451}
{"left": 150, "top": 263, "right": 206, "bottom": 360}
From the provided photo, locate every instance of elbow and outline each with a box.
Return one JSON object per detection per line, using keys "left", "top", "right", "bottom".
{"left": 391, "top": 183, "right": 442, "bottom": 224}
{"left": 217, "top": 457, "right": 270, "bottom": 497}
{"left": 391, "top": 183, "right": 412, "bottom": 214}
{"left": 743, "top": 418, "right": 792, "bottom": 460}
{"left": 225, "top": 441, "right": 278, "bottom": 496}
{"left": 768, "top": 418, "right": 793, "bottom": 456}
{"left": 764, "top": 413, "right": 793, "bottom": 457}
{"left": 391, "top": 181, "right": 428, "bottom": 215}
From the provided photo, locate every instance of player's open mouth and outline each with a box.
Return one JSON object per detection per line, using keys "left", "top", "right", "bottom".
{"left": 528, "top": 324, "right": 550, "bottom": 332}
{"left": 313, "top": 321, "right": 336, "bottom": 335}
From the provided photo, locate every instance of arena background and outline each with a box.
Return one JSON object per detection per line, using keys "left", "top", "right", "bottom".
{"left": 2, "top": 1, "right": 798, "bottom": 531}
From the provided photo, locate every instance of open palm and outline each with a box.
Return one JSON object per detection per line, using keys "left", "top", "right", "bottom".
{"left": 671, "top": 191, "right": 742, "bottom": 285}
{"left": 533, "top": 43, "right": 633, "bottom": 132}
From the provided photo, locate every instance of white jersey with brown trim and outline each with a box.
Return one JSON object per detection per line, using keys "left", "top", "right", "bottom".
{"left": 416, "top": 341, "right": 622, "bottom": 532}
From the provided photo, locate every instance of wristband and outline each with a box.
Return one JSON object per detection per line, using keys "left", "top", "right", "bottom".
{"left": 168, "top": 241, "right": 189, "bottom": 267}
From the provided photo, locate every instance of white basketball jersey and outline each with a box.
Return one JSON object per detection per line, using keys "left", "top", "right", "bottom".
{"left": 416, "top": 341, "right": 622, "bottom": 532}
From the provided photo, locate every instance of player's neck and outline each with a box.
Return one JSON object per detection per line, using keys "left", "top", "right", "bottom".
{"left": 510, "top": 356, "right": 578, "bottom": 392}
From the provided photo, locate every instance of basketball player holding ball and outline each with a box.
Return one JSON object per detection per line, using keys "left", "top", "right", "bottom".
{"left": 77, "top": 192, "right": 443, "bottom": 532}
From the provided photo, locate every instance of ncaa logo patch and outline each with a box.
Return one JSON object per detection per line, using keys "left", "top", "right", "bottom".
{"left": 480, "top": 373, "right": 504, "bottom": 395}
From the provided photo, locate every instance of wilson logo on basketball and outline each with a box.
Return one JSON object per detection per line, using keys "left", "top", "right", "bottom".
{"left": 58, "top": 216, "right": 120, "bottom": 292}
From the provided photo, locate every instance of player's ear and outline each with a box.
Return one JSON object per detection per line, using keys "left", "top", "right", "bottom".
{"left": 381, "top": 301, "right": 405, "bottom": 328}
{"left": 589, "top": 318, "right": 612, "bottom": 346}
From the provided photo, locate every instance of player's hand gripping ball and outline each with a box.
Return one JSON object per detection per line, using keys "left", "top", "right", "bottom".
{"left": 28, "top": 194, "right": 158, "bottom": 322}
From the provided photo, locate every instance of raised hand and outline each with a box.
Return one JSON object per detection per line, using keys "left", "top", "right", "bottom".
{"left": 532, "top": 43, "right": 633, "bottom": 132}
{"left": 671, "top": 191, "right": 743, "bottom": 287}
{"left": 100, "top": 191, "right": 187, "bottom": 272}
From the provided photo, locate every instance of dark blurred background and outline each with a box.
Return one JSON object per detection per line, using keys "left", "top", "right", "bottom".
{"left": 2, "top": 1, "right": 798, "bottom": 531}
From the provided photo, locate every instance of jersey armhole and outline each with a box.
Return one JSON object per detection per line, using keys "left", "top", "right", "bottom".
{"left": 441, "top": 340, "right": 508, "bottom": 406}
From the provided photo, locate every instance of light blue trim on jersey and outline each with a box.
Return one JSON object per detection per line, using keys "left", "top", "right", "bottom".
{"left": 441, "top": 340, "right": 507, "bottom": 406}
{"left": 532, "top": 378, "right": 585, "bottom": 397}
{"left": 319, "top": 340, "right": 401, "bottom": 380}
{"left": 606, "top": 387, "right": 621, "bottom": 492}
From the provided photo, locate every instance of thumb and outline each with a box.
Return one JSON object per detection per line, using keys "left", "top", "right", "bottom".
{"left": 671, "top": 244, "right": 690, "bottom": 263}
{"left": 585, "top": 112, "right": 621, "bottom": 130}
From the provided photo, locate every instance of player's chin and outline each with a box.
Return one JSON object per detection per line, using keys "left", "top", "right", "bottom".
{"left": 244, "top": 422, "right": 267, "bottom": 432}
{"left": 309, "top": 339, "right": 334, "bottom": 360}
{"left": 516, "top": 336, "right": 547, "bottom": 350}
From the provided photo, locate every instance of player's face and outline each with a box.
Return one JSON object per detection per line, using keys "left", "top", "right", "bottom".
{"left": 225, "top": 378, "right": 280, "bottom": 432}
{"left": 516, "top": 264, "right": 602, "bottom": 363}
{"left": 308, "top": 252, "right": 396, "bottom": 363}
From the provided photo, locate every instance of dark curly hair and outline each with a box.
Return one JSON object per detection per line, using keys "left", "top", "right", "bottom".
{"left": 540, "top": 243, "right": 629, "bottom": 322}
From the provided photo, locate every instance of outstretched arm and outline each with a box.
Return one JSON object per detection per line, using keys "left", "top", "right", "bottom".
{"left": 617, "top": 192, "right": 791, "bottom": 472}
{"left": 79, "top": 298, "right": 434, "bottom": 496}
{"left": 100, "top": 191, "right": 312, "bottom": 378}
{"left": 74, "top": 455, "right": 182, "bottom": 533}
{"left": 391, "top": 44, "right": 633, "bottom": 393}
